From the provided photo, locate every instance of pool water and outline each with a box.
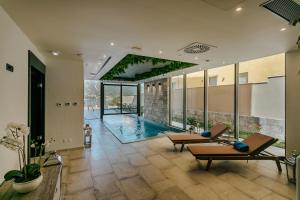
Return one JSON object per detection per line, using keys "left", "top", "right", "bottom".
{"left": 103, "top": 115, "right": 182, "bottom": 143}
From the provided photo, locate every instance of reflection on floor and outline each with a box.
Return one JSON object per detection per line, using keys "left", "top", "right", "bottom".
{"left": 60, "top": 119, "right": 295, "bottom": 200}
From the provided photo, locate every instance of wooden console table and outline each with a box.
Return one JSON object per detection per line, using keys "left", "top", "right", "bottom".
{"left": 0, "top": 164, "right": 62, "bottom": 200}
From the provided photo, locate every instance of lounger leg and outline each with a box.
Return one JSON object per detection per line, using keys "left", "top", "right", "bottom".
{"left": 275, "top": 157, "right": 282, "bottom": 172}
{"left": 173, "top": 143, "right": 177, "bottom": 151}
{"left": 206, "top": 159, "right": 213, "bottom": 171}
{"left": 180, "top": 144, "right": 185, "bottom": 152}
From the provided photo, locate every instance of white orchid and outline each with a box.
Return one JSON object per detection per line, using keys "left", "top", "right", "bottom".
{"left": 6, "top": 122, "right": 21, "bottom": 129}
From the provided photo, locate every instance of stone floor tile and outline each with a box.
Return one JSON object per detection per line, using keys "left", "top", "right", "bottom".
{"left": 63, "top": 188, "right": 96, "bottom": 200}
{"left": 163, "top": 167, "right": 197, "bottom": 190}
{"left": 254, "top": 176, "right": 295, "bottom": 199}
{"left": 156, "top": 186, "right": 192, "bottom": 200}
{"left": 120, "top": 176, "right": 155, "bottom": 200}
{"left": 69, "top": 158, "right": 90, "bottom": 173}
{"left": 147, "top": 154, "right": 172, "bottom": 169}
{"left": 138, "top": 165, "right": 166, "bottom": 184}
{"left": 93, "top": 173, "right": 122, "bottom": 198}
{"left": 67, "top": 171, "right": 93, "bottom": 194}
{"left": 128, "top": 153, "right": 150, "bottom": 166}
{"left": 219, "top": 173, "right": 272, "bottom": 199}
{"left": 112, "top": 162, "right": 138, "bottom": 179}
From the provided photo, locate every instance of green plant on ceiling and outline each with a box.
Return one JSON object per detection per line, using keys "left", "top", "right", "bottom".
{"left": 101, "top": 54, "right": 195, "bottom": 81}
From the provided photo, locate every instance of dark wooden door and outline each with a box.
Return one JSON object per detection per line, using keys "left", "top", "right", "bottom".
{"left": 28, "top": 51, "right": 45, "bottom": 158}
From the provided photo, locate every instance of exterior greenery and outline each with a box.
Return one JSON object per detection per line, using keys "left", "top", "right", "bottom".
{"left": 100, "top": 54, "right": 195, "bottom": 81}
{"left": 184, "top": 115, "right": 285, "bottom": 149}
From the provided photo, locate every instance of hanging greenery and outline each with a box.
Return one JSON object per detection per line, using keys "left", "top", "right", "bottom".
{"left": 100, "top": 54, "right": 195, "bottom": 81}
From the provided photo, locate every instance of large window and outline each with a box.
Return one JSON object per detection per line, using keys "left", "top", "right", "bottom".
{"left": 207, "top": 65, "right": 235, "bottom": 136}
{"left": 186, "top": 71, "right": 205, "bottom": 132}
{"left": 239, "top": 54, "right": 285, "bottom": 149}
{"left": 171, "top": 75, "right": 184, "bottom": 128}
{"left": 104, "top": 85, "right": 121, "bottom": 114}
{"left": 122, "top": 86, "right": 138, "bottom": 114}
{"left": 84, "top": 80, "right": 100, "bottom": 120}
{"left": 102, "top": 84, "right": 138, "bottom": 115}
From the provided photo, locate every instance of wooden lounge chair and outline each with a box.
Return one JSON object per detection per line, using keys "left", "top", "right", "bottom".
{"left": 167, "top": 123, "right": 228, "bottom": 152}
{"left": 187, "top": 133, "right": 283, "bottom": 172}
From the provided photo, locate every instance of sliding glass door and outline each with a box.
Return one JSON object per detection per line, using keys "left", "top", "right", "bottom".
{"left": 102, "top": 84, "right": 138, "bottom": 115}
{"left": 104, "top": 85, "right": 121, "bottom": 114}
{"left": 171, "top": 75, "right": 184, "bottom": 128}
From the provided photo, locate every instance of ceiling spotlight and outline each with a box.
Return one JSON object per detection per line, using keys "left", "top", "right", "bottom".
{"left": 51, "top": 51, "right": 60, "bottom": 56}
{"left": 235, "top": 6, "right": 243, "bottom": 12}
{"left": 280, "top": 27, "right": 286, "bottom": 32}
{"left": 110, "top": 42, "right": 115, "bottom": 46}
{"left": 103, "top": 54, "right": 107, "bottom": 58}
{"left": 159, "top": 50, "right": 163, "bottom": 54}
{"left": 98, "top": 62, "right": 102, "bottom": 65}
{"left": 194, "top": 56, "right": 199, "bottom": 60}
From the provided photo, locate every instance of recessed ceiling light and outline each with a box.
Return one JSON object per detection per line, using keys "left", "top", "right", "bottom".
{"left": 194, "top": 56, "right": 199, "bottom": 60}
{"left": 51, "top": 51, "right": 60, "bottom": 56}
{"left": 159, "top": 50, "right": 163, "bottom": 54}
{"left": 103, "top": 54, "right": 107, "bottom": 58}
{"left": 235, "top": 6, "right": 243, "bottom": 12}
{"left": 280, "top": 27, "right": 286, "bottom": 32}
{"left": 110, "top": 42, "right": 115, "bottom": 46}
{"left": 98, "top": 62, "right": 102, "bottom": 65}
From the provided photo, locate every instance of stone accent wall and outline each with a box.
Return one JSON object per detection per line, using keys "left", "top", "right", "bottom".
{"left": 144, "top": 78, "right": 169, "bottom": 125}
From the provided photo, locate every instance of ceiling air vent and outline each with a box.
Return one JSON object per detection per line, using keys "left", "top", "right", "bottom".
{"left": 261, "top": 0, "right": 300, "bottom": 26}
{"left": 178, "top": 42, "right": 217, "bottom": 54}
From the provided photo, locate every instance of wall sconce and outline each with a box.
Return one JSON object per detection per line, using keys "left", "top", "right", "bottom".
{"left": 152, "top": 83, "right": 156, "bottom": 93}
{"left": 158, "top": 82, "right": 162, "bottom": 92}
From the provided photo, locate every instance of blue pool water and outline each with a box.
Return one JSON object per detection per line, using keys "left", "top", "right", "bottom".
{"left": 103, "top": 115, "right": 182, "bottom": 143}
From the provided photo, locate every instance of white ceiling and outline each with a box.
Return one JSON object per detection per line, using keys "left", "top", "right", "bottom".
{"left": 0, "top": 0, "right": 299, "bottom": 80}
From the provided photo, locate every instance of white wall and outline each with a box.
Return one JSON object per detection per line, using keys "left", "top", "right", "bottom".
{"left": 0, "top": 6, "right": 44, "bottom": 183}
{"left": 45, "top": 56, "right": 84, "bottom": 151}
{"left": 286, "top": 49, "right": 300, "bottom": 155}
{"left": 251, "top": 77, "right": 285, "bottom": 119}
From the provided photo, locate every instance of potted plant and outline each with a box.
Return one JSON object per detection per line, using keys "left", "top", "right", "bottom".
{"left": 0, "top": 122, "right": 53, "bottom": 193}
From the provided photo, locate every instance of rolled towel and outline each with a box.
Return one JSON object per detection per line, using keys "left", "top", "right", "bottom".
{"left": 233, "top": 141, "right": 249, "bottom": 152}
{"left": 201, "top": 131, "right": 211, "bottom": 137}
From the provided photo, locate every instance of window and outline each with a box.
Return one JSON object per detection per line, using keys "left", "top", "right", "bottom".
{"left": 186, "top": 71, "right": 205, "bottom": 132}
{"left": 208, "top": 65, "right": 235, "bottom": 135}
{"left": 171, "top": 75, "right": 184, "bottom": 128}
{"left": 239, "top": 53, "right": 285, "bottom": 151}
{"left": 84, "top": 80, "right": 100, "bottom": 121}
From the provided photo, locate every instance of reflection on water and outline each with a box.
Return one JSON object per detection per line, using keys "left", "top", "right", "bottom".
{"left": 103, "top": 115, "right": 181, "bottom": 143}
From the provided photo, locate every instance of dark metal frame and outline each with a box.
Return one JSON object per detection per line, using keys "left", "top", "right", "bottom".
{"left": 100, "top": 83, "right": 139, "bottom": 119}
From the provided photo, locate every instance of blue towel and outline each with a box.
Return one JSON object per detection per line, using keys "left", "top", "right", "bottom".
{"left": 201, "top": 131, "right": 211, "bottom": 137}
{"left": 233, "top": 141, "right": 249, "bottom": 152}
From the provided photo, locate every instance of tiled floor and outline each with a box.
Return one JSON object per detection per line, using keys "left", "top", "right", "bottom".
{"left": 60, "top": 119, "right": 295, "bottom": 200}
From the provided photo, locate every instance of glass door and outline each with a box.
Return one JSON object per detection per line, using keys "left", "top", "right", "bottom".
{"left": 104, "top": 85, "right": 121, "bottom": 114}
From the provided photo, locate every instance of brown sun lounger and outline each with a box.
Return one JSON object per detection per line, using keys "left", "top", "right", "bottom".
{"left": 187, "top": 133, "right": 283, "bottom": 172}
{"left": 167, "top": 123, "right": 228, "bottom": 152}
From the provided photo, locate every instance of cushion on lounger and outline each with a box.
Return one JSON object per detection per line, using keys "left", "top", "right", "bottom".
{"left": 201, "top": 131, "right": 211, "bottom": 137}
{"left": 233, "top": 141, "right": 249, "bottom": 152}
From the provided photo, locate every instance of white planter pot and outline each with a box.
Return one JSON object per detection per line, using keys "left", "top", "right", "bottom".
{"left": 13, "top": 174, "right": 43, "bottom": 193}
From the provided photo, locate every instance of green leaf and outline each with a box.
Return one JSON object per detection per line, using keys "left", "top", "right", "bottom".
{"left": 24, "top": 163, "right": 41, "bottom": 179}
{"left": 4, "top": 170, "right": 24, "bottom": 181}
